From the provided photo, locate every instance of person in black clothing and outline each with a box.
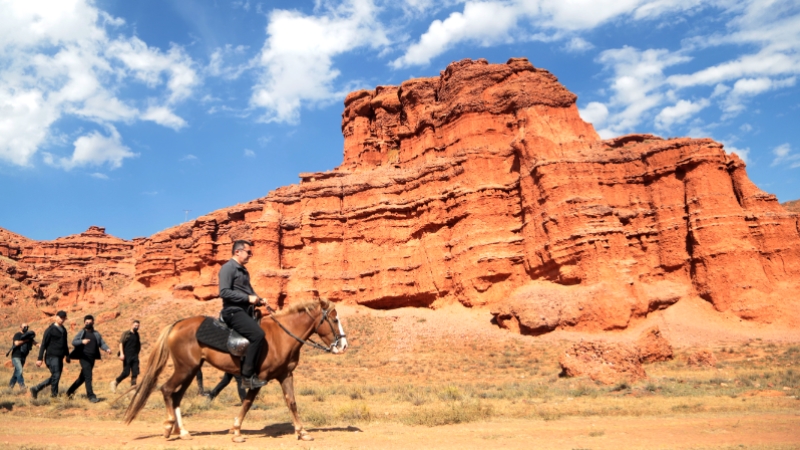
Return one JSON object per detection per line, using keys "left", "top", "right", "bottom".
{"left": 219, "top": 239, "right": 267, "bottom": 390}
{"left": 30, "top": 311, "right": 70, "bottom": 399}
{"left": 110, "top": 319, "right": 141, "bottom": 393}
{"left": 66, "top": 315, "right": 111, "bottom": 402}
{"left": 8, "top": 323, "right": 36, "bottom": 389}
{"left": 208, "top": 373, "right": 246, "bottom": 403}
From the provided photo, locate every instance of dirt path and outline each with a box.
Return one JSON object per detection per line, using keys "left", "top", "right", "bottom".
{"left": 1, "top": 412, "right": 798, "bottom": 449}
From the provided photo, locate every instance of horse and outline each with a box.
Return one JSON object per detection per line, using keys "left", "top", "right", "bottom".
{"left": 122, "top": 298, "right": 347, "bottom": 443}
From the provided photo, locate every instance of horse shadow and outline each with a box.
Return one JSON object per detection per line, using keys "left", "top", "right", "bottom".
{"left": 188, "top": 423, "right": 363, "bottom": 438}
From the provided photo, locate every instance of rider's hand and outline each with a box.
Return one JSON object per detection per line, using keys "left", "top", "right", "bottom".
{"left": 36, "top": 360, "right": 43, "bottom": 367}
{"left": 81, "top": 338, "right": 90, "bottom": 345}
{"left": 119, "top": 354, "right": 125, "bottom": 361}
{"left": 248, "top": 295, "right": 259, "bottom": 304}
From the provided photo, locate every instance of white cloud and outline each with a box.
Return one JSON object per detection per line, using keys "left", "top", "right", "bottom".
{"left": 393, "top": 0, "right": 709, "bottom": 68}
{"left": 655, "top": 98, "right": 710, "bottom": 130}
{"left": 180, "top": 154, "right": 197, "bottom": 161}
{"left": 391, "top": 1, "right": 518, "bottom": 68}
{"left": 244, "top": 148, "right": 256, "bottom": 157}
{"left": 771, "top": 143, "right": 800, "bottom": 168}
{"left": 207, "top": 44, "right": 250, "bottom": 80}
{"left": 49, "top": 125, "right": 137, "bottom": 170}
{"left": 90, "top": 172, "right": 109, "bottom": 179}
{"left": 721, "top": 76, "right": 796, "bottom": 117}
{"left": 579, "top": 102, "right": 608, "bottom": 126}
{"left": 725, "top": 145, "right": 750, "bottom": 165}
{"left": 141, "top": 106, "right": 188, "bottom": 130}
{"left": 0, "top": 0, "right": 199, "bottom": 168}
{"left": 250, "top": 0, "right": 389, "bottom": 123}
{"left": 563, "top": 37, "right": 594, "bottom": 53}
{"left": 591, "top": 46, "right": 690, "bottom": 137}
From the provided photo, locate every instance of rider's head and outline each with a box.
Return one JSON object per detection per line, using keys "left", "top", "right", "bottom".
{"left": 232, "top": 240, "right": 253, "bottom": 264}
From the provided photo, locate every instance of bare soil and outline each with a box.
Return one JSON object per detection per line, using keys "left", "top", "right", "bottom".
{"left": 1, "top": 298, "right": 799, "bottom": 449}
{"left": 1, "top": 413, "right": 799, "bottom": 449}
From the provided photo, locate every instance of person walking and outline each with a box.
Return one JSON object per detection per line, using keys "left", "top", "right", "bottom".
{"left": 110, "top": 319, "right": 141, "bottom": 393}
{"left": 66, "top": 315, "right": 111, "bottom": 403}
{"left": 30, "top": 311, "right": 70, "bottom": 399}
{"left": 207, "top": 373, "right": 246, "bottom": 403}
{"left": 218, "top": 239, "right": 268, "bottom": 389}
{"left": 7, "top": 323, "right": 36, "bottom": 390}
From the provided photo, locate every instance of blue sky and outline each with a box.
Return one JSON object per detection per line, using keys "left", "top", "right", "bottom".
{"left": 1, "top": 0, "right": 798, "bottom": 240}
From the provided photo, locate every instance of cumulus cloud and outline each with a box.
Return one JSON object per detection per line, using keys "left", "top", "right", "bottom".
{"left": 244, "top": 148, "right": 256, "bottom": 157}
{"left": 47, "top": 125, "right": 137, "bottom": 170}
{"left": 725, "top": 145, "right": 751, "bottom": 165}
{"left": 655, "top": 98, "right": 711, "bottom": 130}
{"left": 391, "top": 1, "right": 518, "bottom": 68}
{"left": 590, "top": 46, "right": 690, "bottom": 138}
{"left": 563, "top": 37, "right": 594, "bottom": 53}
{"left": 579, "top": 102, "right": 609, "bottom": 127}
{"left": 721, "top": 77, "right": 796, "bottom": 117}
{"left": 250, "top": 0, "right": 389, "bottom": 123}
{"left": 0, "top": 0, "right": 199, "bottom": 168}
{"left": 393, "top": 0, "right": 709, "bottom": 68}
{"left": 141, "top": 106, "right": 188, "bottom": 130}
{"left": 771, "top": 143, "right": 800, "bottom": 168}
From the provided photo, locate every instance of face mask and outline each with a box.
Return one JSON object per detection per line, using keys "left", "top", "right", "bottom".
{"left": 22, "top": 326, "right": 28, "bottom": 333}
{"left": 85, "top": 324, "right": 94, "bottom": 330}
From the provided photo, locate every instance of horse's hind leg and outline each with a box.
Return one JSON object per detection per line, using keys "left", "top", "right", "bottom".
{"left": 231, "top": 387, "right": 261, "bottom": 443}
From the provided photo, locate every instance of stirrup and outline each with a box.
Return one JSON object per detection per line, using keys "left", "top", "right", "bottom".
{"left": 241, "top": 375, "right": 267, "bottom": 390}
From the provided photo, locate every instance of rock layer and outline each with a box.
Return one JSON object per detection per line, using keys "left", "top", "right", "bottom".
{"left": 1, "top": 226, "right": 134, "bottom": 312}
{"left": 2, "top": 58, "right": 799, "bottom": 332}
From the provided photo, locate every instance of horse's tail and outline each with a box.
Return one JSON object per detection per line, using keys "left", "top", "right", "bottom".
{"left": 123, "top": 322, "right": 175, "bottom": 424}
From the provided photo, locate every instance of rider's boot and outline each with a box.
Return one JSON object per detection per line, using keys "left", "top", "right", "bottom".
{"left": 241, "top": 375, "right": 267, "bottom": 390}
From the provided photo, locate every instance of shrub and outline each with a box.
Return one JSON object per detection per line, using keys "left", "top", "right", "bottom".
{"left": 402, "top": 400, "right": 493, "bottom": 427}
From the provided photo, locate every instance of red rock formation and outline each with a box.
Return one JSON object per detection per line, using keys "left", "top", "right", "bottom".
{"left": 686, "top": 349, "right": 717, "bottom": 368}
{"left": 1, "top": 226, "right": 134, "bottom": 312}
{"left": 783, "top": 200, "right": 800, "bottom": 213}
{"left": 3, "top": 58, "right": 799, "bottom": 333}
{"left": 558, "top": 326, "right": 672, "bottom": 384}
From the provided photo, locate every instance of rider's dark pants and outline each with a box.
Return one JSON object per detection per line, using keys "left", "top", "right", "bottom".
{"left": 222, "top": 308, "right": 265, "bottom": 379}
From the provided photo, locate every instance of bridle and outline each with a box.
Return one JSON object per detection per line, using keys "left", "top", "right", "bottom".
{"left": 267, "top": 305, "right": 345, "bottom": 353}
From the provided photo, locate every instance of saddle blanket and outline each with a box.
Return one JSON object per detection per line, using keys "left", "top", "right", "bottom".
{"left": 196, "top": 317, "right": 248, "bottom": 356}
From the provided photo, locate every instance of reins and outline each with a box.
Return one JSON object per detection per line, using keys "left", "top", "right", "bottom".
{"left": 266, "top": 306, "right": 341, "bottom": 353}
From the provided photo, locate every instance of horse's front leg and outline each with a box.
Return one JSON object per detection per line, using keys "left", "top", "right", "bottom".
{"left": 231, "top": 387, "right": 261, "bottom": 443}
{"left": 279, "top": 373, "right": 312, "bottom": 441}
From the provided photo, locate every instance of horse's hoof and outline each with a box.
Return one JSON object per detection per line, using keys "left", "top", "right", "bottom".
{"left": 232, "top": 436, "right": 246, "bottom": 443}
{"left": 297, "top": 433, "right": 314, "bottom": 441}
{"left": 179, "top": 430, "right": 193, "bottom": 440}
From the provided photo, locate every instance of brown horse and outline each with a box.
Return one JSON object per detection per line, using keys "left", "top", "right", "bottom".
{"left": 122, "top": 298, "right": 347, "bottom": 442}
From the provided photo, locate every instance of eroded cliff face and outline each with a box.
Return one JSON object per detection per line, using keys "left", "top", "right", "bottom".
{"left": 1, "top": 226, "right": 134, "bottom": 313}
{"left": 3, "top": 58, "right": 799, "bottom": 333}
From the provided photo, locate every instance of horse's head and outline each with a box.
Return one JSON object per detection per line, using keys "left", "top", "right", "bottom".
{"left": 313, "top": 299, "right": 348, "bottom": 354}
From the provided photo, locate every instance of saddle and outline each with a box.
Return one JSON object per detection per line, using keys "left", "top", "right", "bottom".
{"left": 196, "top": 316, "right": 250, "bottom": 357}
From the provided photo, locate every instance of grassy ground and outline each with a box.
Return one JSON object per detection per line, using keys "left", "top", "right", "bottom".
{"left": 0, "top": 310, "right": 797, "bottom": 432}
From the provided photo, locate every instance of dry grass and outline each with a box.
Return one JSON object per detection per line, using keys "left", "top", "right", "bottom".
{"left": 0, "top": 310, "right": 798, "bottom": 433}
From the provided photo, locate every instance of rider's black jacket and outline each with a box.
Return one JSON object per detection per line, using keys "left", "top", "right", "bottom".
{"left": 219, "top": 259, "right": 257, "bottom": 311}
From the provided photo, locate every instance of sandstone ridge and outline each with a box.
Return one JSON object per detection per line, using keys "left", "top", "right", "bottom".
{"left": 2, "top": 58, "right": 799, "bottom": 334}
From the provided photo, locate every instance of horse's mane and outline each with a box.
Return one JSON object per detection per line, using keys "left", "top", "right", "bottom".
{"left": 274, "top": 298, "right": 332, "bottom": 316}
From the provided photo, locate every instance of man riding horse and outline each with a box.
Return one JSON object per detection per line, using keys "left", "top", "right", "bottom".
{"left": 219, "top": 239, "right": 267, "bottom": 390}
